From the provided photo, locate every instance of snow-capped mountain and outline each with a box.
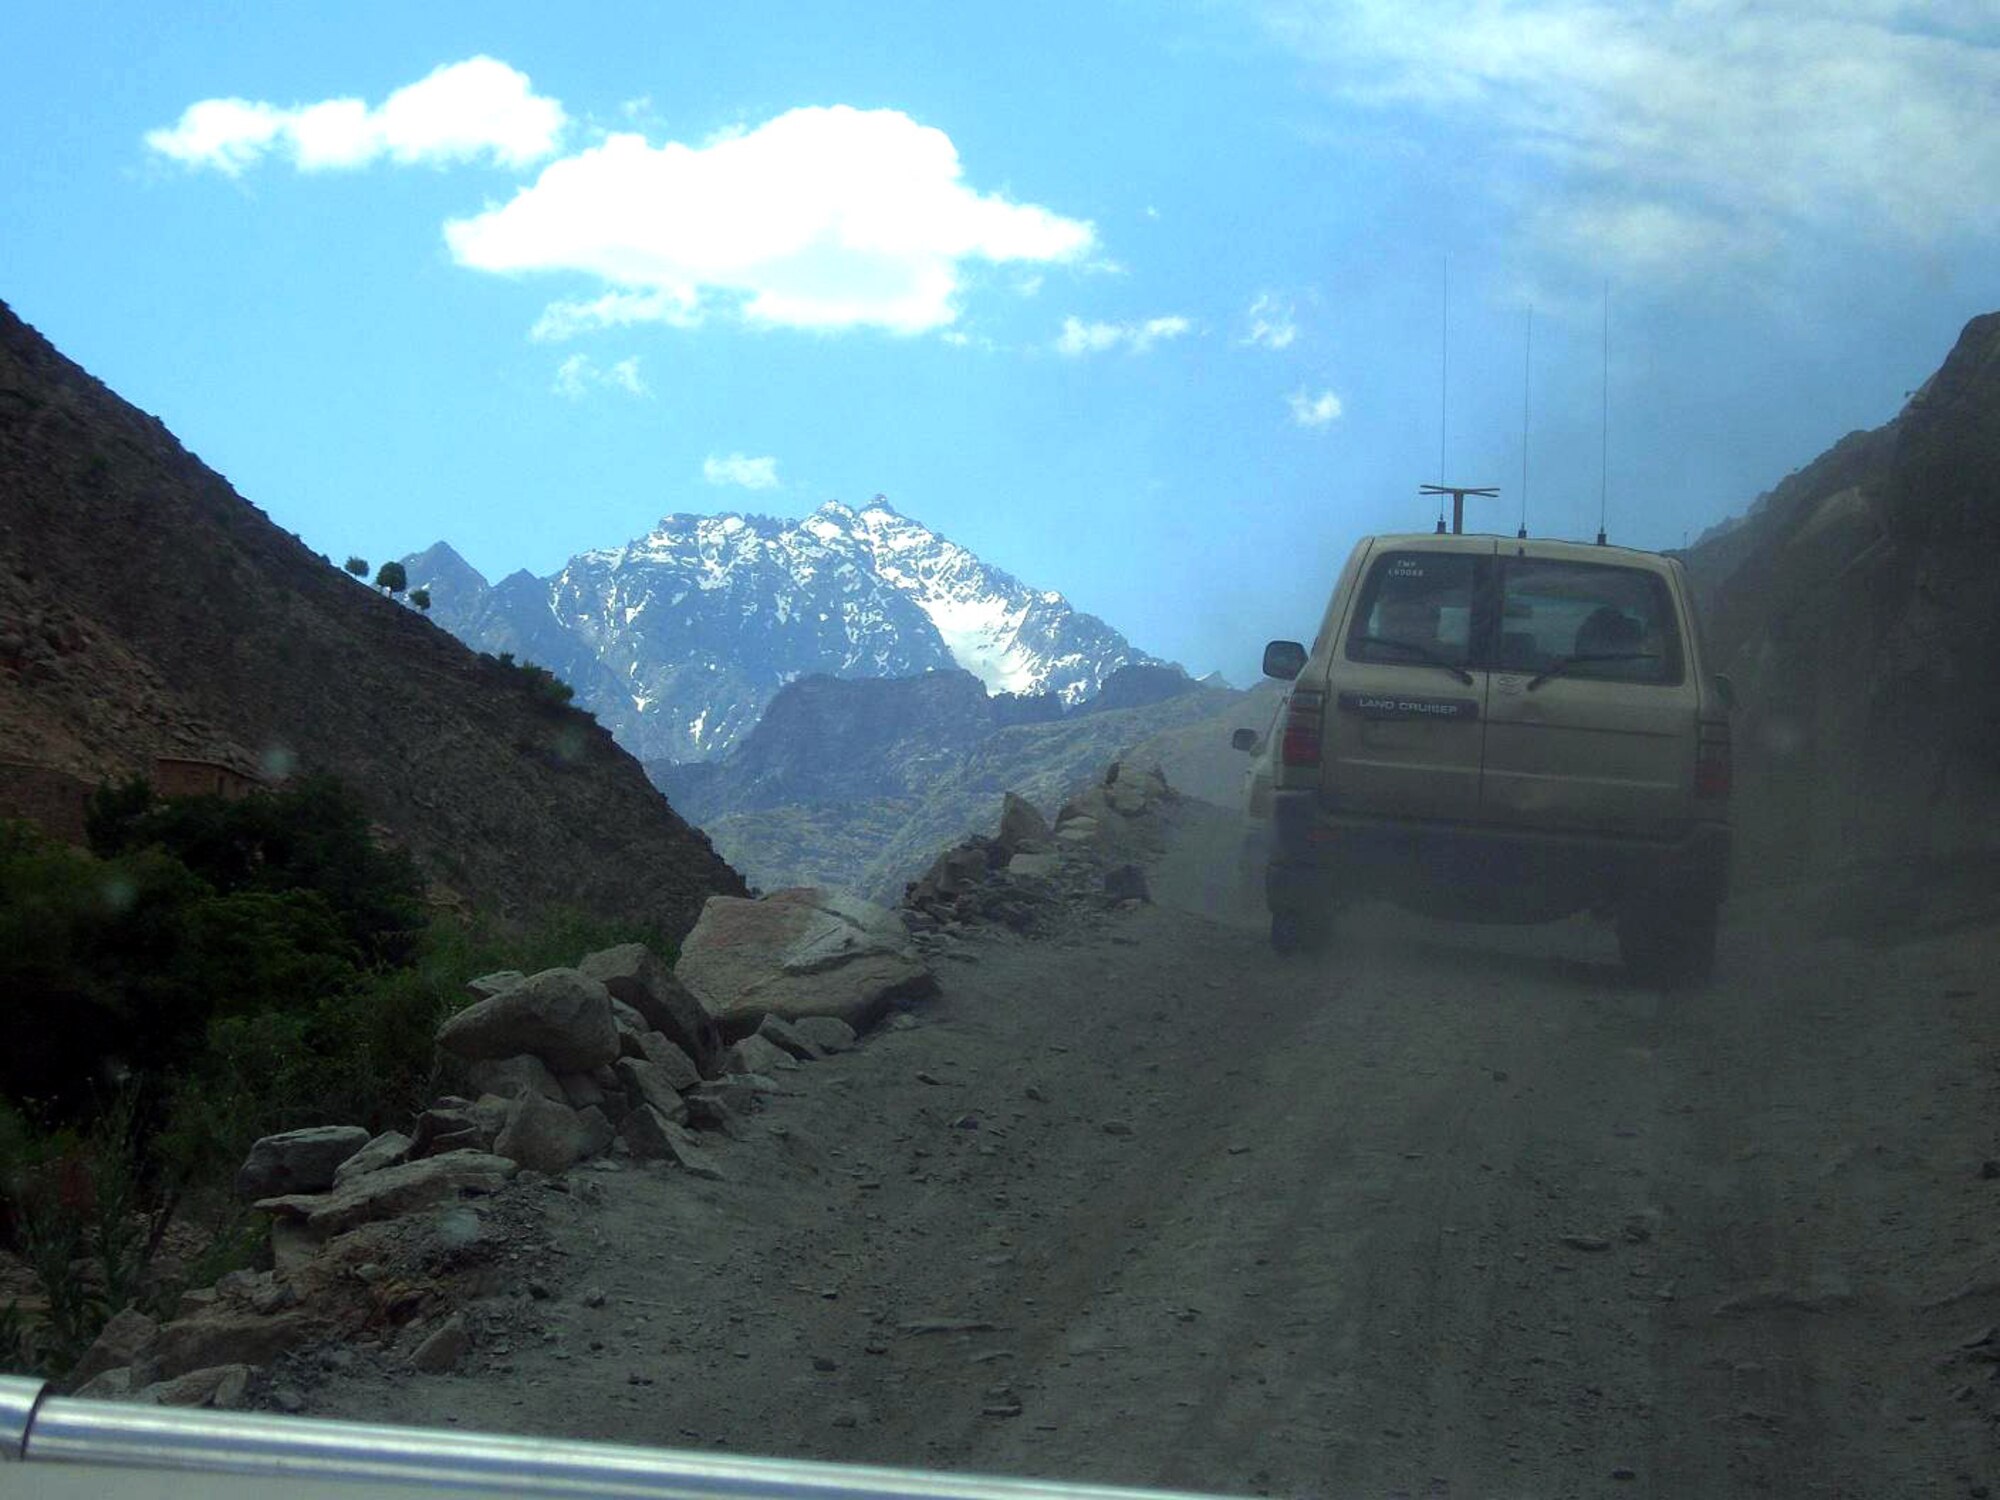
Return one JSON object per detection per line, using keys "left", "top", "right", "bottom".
{"left": 405, "top": 498, "right": 1154, "bottom": 764}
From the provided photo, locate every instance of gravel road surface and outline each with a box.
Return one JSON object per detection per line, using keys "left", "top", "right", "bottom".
{"left": 301, "top": 800, "right": 2000, "bottom": 1500}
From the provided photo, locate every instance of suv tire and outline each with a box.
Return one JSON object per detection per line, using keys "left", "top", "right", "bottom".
{"left": 1270, "top": 907, "right": 1332, "bottom": 956}
{"left": 1618, "top": 895, "right": 1718, "bottom": 986}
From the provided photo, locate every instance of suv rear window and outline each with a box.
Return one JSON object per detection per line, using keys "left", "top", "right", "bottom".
{"left": 1495, "top": 559, "right": 1684, "bottom": 684}
{"left": 1343, "top": 550, "right": 1686, "bottom": 684}
{"left": 1345, "top": 551, "right": 1478, "bottom": 668}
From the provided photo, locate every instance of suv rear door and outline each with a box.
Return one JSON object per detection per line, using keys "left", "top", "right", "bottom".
{"left": 1477, "top": 548, "right": 1698, "bottom": 836}
{"left": 1322, "top": 539, "right": 1495, "bottom": 822}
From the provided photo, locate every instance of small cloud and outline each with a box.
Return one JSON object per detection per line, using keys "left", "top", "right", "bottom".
{"left": 145, "top": 56, "right": 566, "bottom": 175}
{"left": 552, "top": 353, "right": 650, "bottom": 399}
{"left": 1054, "top": 313, "right": 1192, "bottom": 356}
{"left": 1015, "top": 273, "right": 1045, "bottom": 298}
{"left": 703, "top": 453, "right": 781, "bottom": 490}
{"left": 1142, "top": 205, "right": 1160, "bottom": 220}
{"left": 1288, "top": 388, "right": 1343, "bottom": 428}
{"left": 1243, "top": 293, "right": 1298, "bottom": 350}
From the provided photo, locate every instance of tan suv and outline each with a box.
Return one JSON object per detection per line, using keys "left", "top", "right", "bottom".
{"left": 1251, "top": 532, "right": 1733, "bottom": 982}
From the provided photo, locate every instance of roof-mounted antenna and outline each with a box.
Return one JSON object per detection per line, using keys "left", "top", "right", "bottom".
{"left": 1435, "top": 255, "right": 1450, "bottom": 533}
{"left": 1596, "top": 282, "right": 1609, "bottom": 547}
{"left": 1518, "top": 306, "right": 1532, "bottom": 540}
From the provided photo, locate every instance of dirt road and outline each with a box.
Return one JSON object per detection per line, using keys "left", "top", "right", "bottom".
{"left": 301, "top": 801, "right": 2000, "bottom": 1499}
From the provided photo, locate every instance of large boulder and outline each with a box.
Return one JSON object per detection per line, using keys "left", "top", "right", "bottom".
{"left": 675, "top": 888, "right": 936, "bottom": 1031}
{"left": 578, "top": 944, "right": 724, "bottom": 1075}
{"left": 996, "top": 792, "right": 1051, "bottom": 852}
{"left": 435, "top": 968, "right": 619, "bottom": 1073}
{"left": 255, "top": 1150, "right": 517, "bottom": 1238}
{"left": 233, "top": 1127, "right": 371, "bottom": 1202}
{"left": 492, "top": 1093, "right": 595, "bottom": 1174}
{"left": 464, "top": 1054, "right": 566, "bottom": 1104}
{"left": 332, "top": 1131, "right": 412, "bottom": 1188}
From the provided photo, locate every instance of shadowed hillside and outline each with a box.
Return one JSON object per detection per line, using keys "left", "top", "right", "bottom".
{"left": 0, "top": 301, "right": 745, "bottom": 933}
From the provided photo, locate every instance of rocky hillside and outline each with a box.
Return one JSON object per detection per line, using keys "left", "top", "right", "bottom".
{"left": 404, "top": 499, "right": 1155, "bottom": 764}
{"left": 662, "top": 666, "right": 1245, "bottom": 898}
{"left": 1685, "top": 310, "right": 2000, "bottom": 883}
{"left": 0, "top": 300, "right": 745, "bottom": 933}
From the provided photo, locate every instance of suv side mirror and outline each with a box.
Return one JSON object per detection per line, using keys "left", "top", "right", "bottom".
{"left": 1262, "top": 640, "right": 1307, "bottom": 681}
{"left": 1230, "top": 728, "right": 1259, "bottom": 753}
{"left": 1712, "top": 673, "right": 1737, "bottom": 712}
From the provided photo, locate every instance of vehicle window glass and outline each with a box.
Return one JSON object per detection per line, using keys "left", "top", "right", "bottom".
{"left": 1495, "top": 559, "right": 1684, "bottom": 684}
{"left": 1345, "top": 552, "right": 1477, "bottom": 667}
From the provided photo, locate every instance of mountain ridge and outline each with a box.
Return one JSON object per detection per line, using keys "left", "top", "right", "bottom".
{"left": 406, "top": 498, "right": 1157, "bottom": 764}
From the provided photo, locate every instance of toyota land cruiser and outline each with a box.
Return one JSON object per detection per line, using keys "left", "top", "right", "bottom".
{"left": 1253, "top": 532, "right": 1733, "bottom": 983}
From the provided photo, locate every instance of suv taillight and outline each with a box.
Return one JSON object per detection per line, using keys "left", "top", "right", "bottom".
{"left": 1281, "top": 689, "right": 1325, "bottom": 768}
{"left": 1695, "top": 719, "right": 1731, "bottom": 800}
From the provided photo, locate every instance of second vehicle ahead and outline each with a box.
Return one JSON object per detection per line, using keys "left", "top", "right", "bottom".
{"left": 1242, "top": 531, "right": 1733, "bottom": 983}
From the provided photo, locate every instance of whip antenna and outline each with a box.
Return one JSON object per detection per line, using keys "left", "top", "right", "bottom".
{"left": 1519, "top": 306, "right": 1532, "bottom": 539}
{"left": 1435, "top": 256, "right": 1449, "bottom": 531}
{"left": 1597, "top": 282, "right": 1609, "bottom": 547}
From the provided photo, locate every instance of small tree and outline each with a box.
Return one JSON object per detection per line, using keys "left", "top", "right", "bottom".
{"left": 409, "top": 587, "right": 432, "bottom": 612}
{"left": 374, "top": 561, "right": 408, "bottom": 596}
{"left": 343, "top": 557, "right": 369, "bottom": 578}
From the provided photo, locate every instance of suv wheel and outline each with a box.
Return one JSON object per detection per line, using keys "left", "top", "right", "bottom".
{"left": 1618, "top": 895, "right": 1718, "bottom": 986}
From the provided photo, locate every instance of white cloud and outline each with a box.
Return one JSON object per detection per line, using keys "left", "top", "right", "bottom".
{"left": 1288, "top": 388, "right": 1343, "bottom": 427}
{"left": 703, "top": 453, "right": 782, "bottom": 490}
{"left": 1243, "top": 293, "right": 1298, "bottom": 350}
{"left": 145, "top": 57, "right": 567, "bottom": 175}
{"left": 1262, "top": 1, "right": 2000, "bottom": 276}
{"left": 448, "top": 105, "right": 1097, "bottom": 336}
{"left": 1054, "top": 313, "right": 1192, "bottom": 356}
{"left": 551, "top": 353, "right": 650, "bottom": 399}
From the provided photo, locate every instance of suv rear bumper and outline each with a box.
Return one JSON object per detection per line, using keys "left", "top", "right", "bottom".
{"left": 1267, "top": 790, "right": 1731, "bottom": 916}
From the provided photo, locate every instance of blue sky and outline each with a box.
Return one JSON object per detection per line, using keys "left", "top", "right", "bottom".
{"left": 4, "top": 1, "right": 1996, "bottom": 683}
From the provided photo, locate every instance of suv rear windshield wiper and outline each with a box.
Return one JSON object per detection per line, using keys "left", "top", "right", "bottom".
{"left": 1525, "top": 652, "right": 1659, "bottom": 691}
{"left": 1349, "top": 634, "right": 1475, "bottom": 686}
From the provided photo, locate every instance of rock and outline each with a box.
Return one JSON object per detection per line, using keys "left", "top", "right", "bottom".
{"left": 493, "top": 1092, "right": 593, "bottom": 1174}
{"left": 615, "top": 1057, "right": 692, "bottom": 1123}
{"left": 149, "top": 1312, "right": 316, "bottom": 1379}
{"left": 465, "top": 1054, "right": 566, "bottom": 1104}
{"left": 73, "top": 1367, "right": 134, "bottom": 1399}
{"left": 410, "top": 1313, "right": 471, "bottom": 1373}
{"left": 575, "top": 1105, "right": 616, "bottom": 1158}
{"left": 557, "top": 1071, "right": 605, "bottom": 1111}
{"left": 137, "top": 1363, "right": 255, "bottom": 1408}
{"left": 70, "top": 1306, "right": 158, "bottom": 1386}
{"left": 578, "top": 944, "right": 724, "bottom": 1075}
{"left": 620, "top": 1106, "right": 727, "bottom": 1180}
{"left": 256, "top": 1150, "right": 518, "bottom": 1237}
{"left": 996, "top": 792, "right": 1050, "bottom": 851}
{"left": 1055, "top": 823, "right": 1098, "bottom": 846}
{"left": 1103, "top": 864, "right": 1150, "bottom": 903}
{"left": 676, "top": 888, "right": 937, "bottom": 1031}
{"left": 727, "top": 1034, "right": 799, "bottom": 1074}
{"left": 435, "top": 968, "right": 619, "bottom": 1074}
{"left": 1007, "top": 851, "right": 1062, "bottom": 880}
{"left": 409, "top": 1097, "right": 510, "bottom": 1159}
{"left": 465, "top": 970, "right": 526, "bottom": 1001}
{"left": 234, "top": 1126, "right": 372, "bottom": 1202}
{"left": 791, "top": 1016, "right": 857, "bottom": 1054}
{"left": 633, "top": 1032, "right": 702, "bottom": 1090}
{"left": 332, "top": 1131, "right": 413, "bottom": 1187}
{"left": 270, "top": 1219, "right": 319, "bottom": 1277}
{"left": 756, "top": 1014, "right": 823, "bottom": 1061}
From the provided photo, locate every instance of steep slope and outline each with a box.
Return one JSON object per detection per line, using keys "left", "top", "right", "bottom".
{"left": 0, "top": 301, "right": 745, "bottom": 932}
{"left": 405, "top": 499, "right": 1154, "bottom": 763}
{"left": 1685, "top": 310, "right": 2000, "bottom": 882}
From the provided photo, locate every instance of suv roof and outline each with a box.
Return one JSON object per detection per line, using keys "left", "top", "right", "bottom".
{"left": 1365, "top": 531, "right": 1678, "bottom": 568}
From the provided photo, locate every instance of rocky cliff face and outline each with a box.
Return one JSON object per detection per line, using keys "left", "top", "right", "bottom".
{"left": 0, "top": 301, "right": 746, "bottom": 933}
{"left": 406, "top": 499, "right": 1155, "bottom": 764}
{"left": 1685, "top": 310, "right": 2000, "bottom": 882}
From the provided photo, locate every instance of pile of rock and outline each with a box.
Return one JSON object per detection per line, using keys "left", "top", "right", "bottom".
{"left": 67, "top": 898, "right": 936, "bottom": 1408}
{"left": 901, "top": 763, "right": 1176, "bottom": 934}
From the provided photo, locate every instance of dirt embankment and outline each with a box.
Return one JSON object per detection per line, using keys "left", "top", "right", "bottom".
{"left": 275, "top": 800, "right": 2000, "bottom": 1499}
